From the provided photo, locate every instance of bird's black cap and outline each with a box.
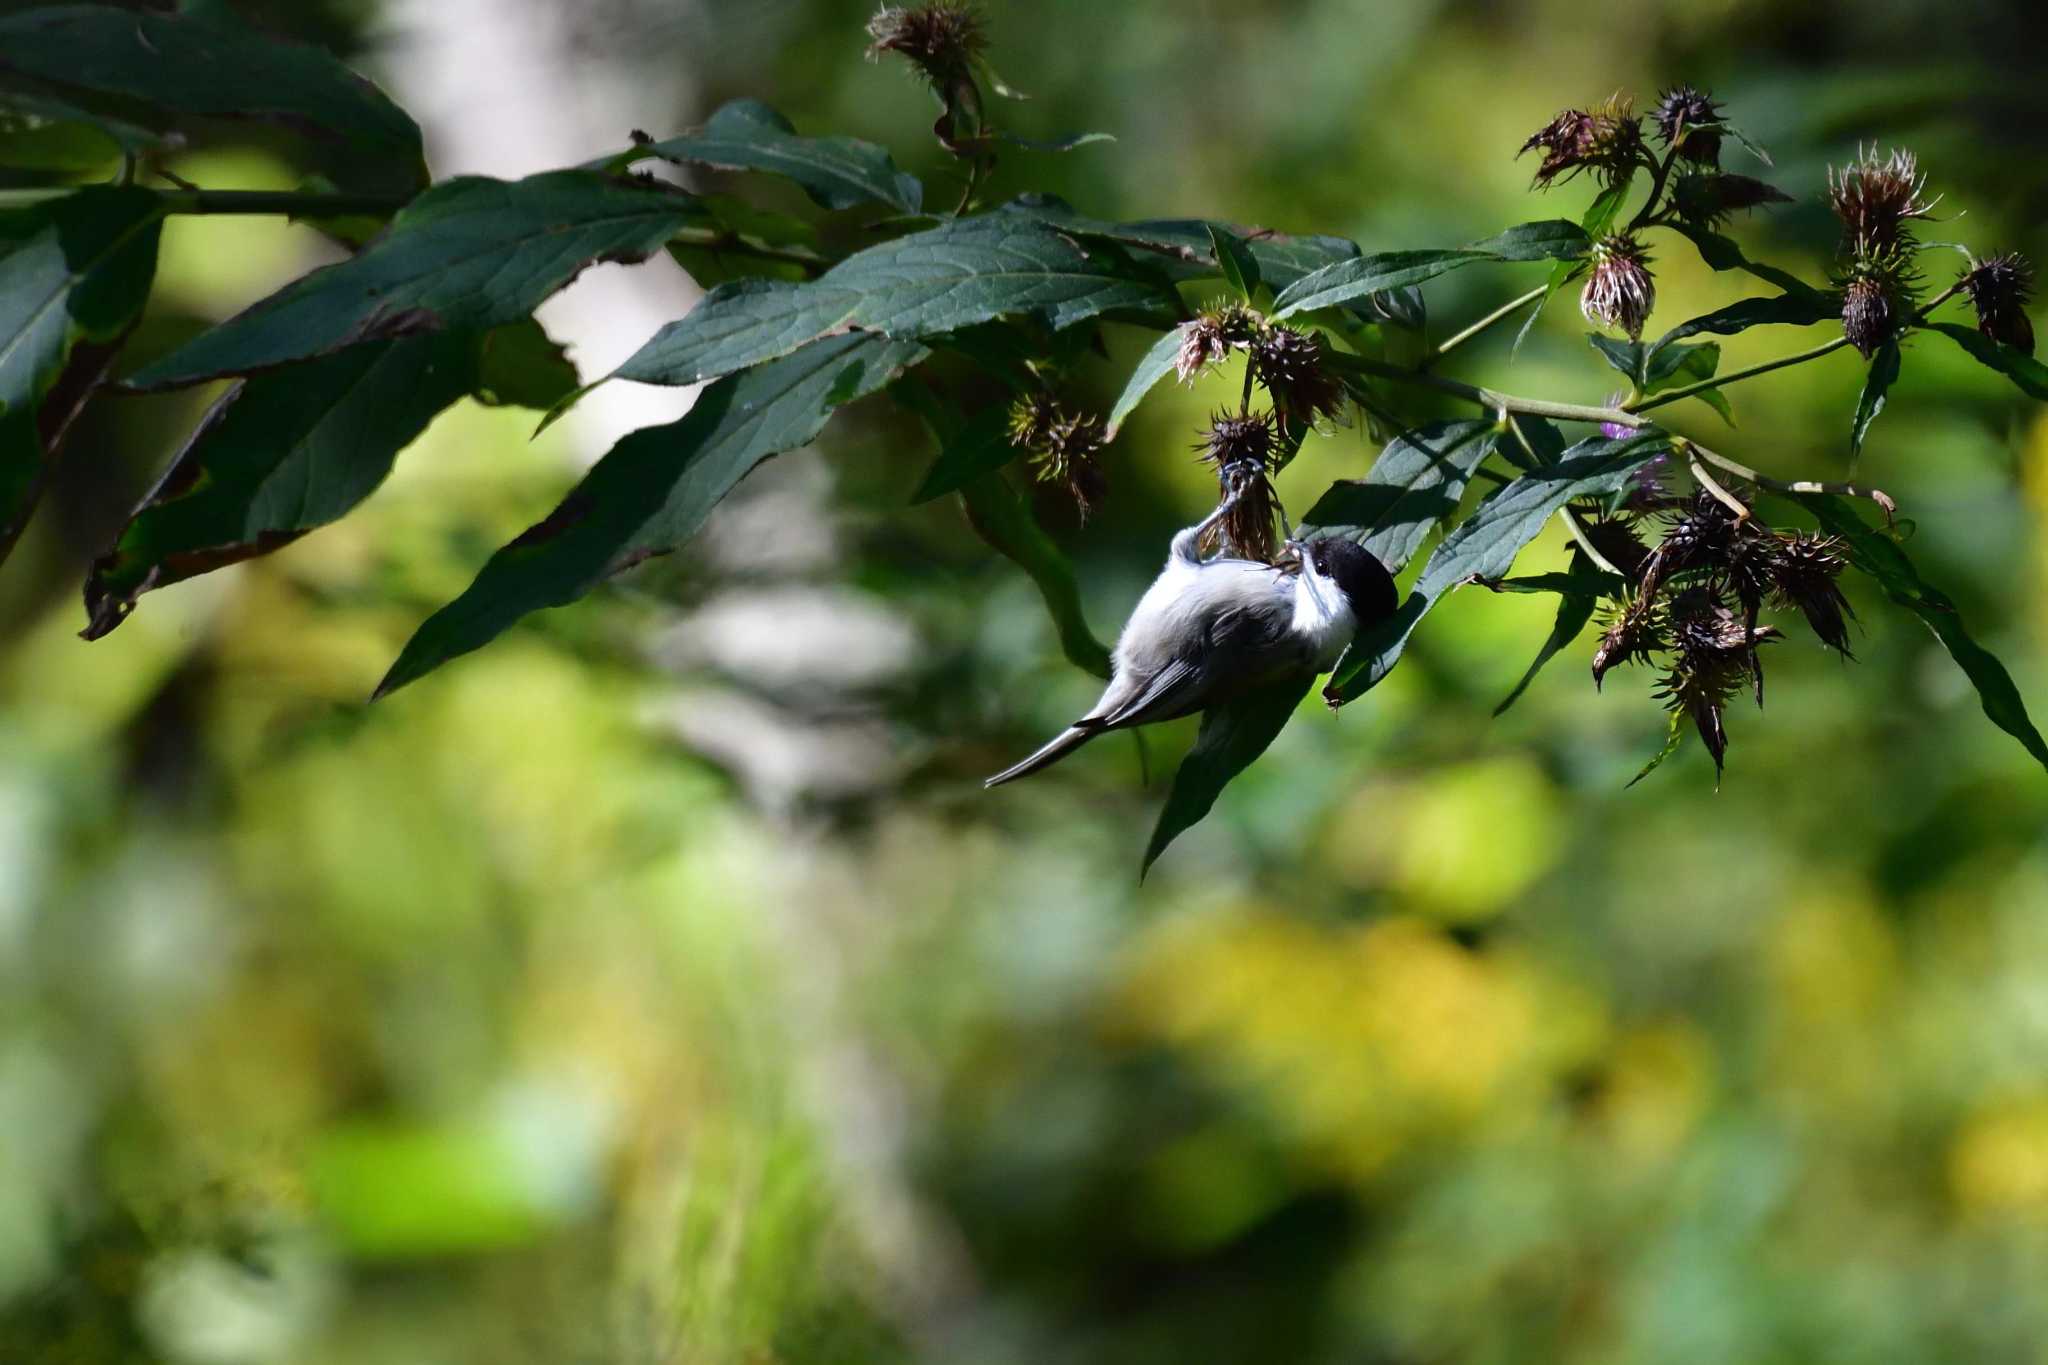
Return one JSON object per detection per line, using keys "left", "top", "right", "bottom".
{"left": 1306, "top": 537, "right": 1399, "bottom": 622}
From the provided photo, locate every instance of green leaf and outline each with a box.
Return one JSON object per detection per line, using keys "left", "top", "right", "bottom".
{"left": 0, "top": 90, "right": 162, "bottom": 171}
{"left": 955, "top": 473, "right": 1112, "bottom": 680}
{"left": 1793, "top": 491, "right": 2048, "bottom": 773}
{"left": 1493, "top": 551, "right": 1603, "bottom": 716}
{"left": 1646, "top": 292, "right": 1835, "bottom": 360}
{"left": 1142, "top": 671, "right": 1315, "bottom": 876}
{"left": 911, "top": 403, "right": 1017, "bottom": 502}
{"left": 474, "top": 319, "right": 579, "bottom": 410}
{"left": 83, "top": 332, "right": 480, "bottom": 637}
{"left": 374, "top": 332, "right": 927, "bottom": 698}
{"left": 1325, "top": 432, "right": 1671, "bottom": 705}
{"left": 1669, "top": 223, "right": 1825, "bottom": 300}
{"left": 1207, "top": 223, "right": 1262, "bottom": 302}
{"left": 1272, "top": 219, "right": 1589, "bottom": 318}
{"left": 1922, "top": 321, "right": 2048, "bottom": 401}
{"left": 1646, "top": 340, "right": 1720, "bottom": 391}
{"left": 128, "top": 172, "right": 697, "bottom": 390}
{"left": 603, "top": 98, "right": 923, "bottom": 215}
{"left": 612, "top": 208, "right": 1176, "bottom": 388}
{"left": 1588, "top": 334, "right": 1645, "bottom": 385}
{"left": 1627, "top": 710, "right": 1690, "bottom": 787}
{"left": 1, "top": 185, "right": 164, "bottom": 562}
{"left": 1299, "top": 419, "right": 1499, "bottom": 572}
{"left": 1107, "top": 325, "right": 1186, "bottom": 437}
{"left": 1850, "top": 338, "right": 1900, "bottom": 461}
{"left": 0, "top": 4, "right": 426, "bottom": 194}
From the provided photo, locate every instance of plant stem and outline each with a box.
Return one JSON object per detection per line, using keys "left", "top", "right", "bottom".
{"left": 1629, "top": 335, "right": 1852, "bottom": 413}
{"left": 1421, "top": 285, "right": 1547, "bottom": 367}
{"left": 1559, "top": 506, "right": 1625, "bottom": 575}
{"left": 1625, "top": 145, "right": 1682, "bottom": 234}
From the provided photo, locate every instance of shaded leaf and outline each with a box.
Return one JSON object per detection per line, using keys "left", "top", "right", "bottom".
{"left": 474, "top": 319, "right": 579, "bottom": 410}
{"left": 1669, "top": 223, "right": 1824, "bottom": 300}
{"left": 1851, "top": 338, "right": 1900, "bottom": 461}
{"left": 1325, "top": 432, "right": 1671, "bottom": 705}
{"left": 1299, "top": 419, "right": 1498, "bottom": 572}
{"left": 613, "top": 207, "right": 1176, "bottom": 387}
{"left": 1627, "top": 710, "right": 1690, "bottom": 787}
{"left": 1647, "top": 292, "right": 1834, "bottom": 360}
{"left": 375, "top": 332, "right": 927, "bottom": 698}
{"left": 0, "top": 90, "right": 162, "bottom": 171}
{"left": 605, "top": 98, "right": 922, "bottom": 215}
{"left": 1922, "top": 320, "right": 2048, "bottom": 401}
{"left": 128, "top": 172, "right": 697, "bottom": 389}
{"left": 911, "top": 403, "right": 1017, "bottom": 502}
{"left": 1794, "top": 491, "right": 2048, "bottom": 773}
{"left": 1, "top": 185, "right": 163, "bottom": 561}
{"left": 1646, "top": 340, "right": 1719, "bottom": 391}
{"left": 1207, "top": 223, "right": 1261, "bottom": 302}
{"left": 1493, "top": 551, "right": 1603, "bottom": 715}
{"left": 0, "top": 4, "right": 426, "bottom": 194}
{"left": 1107, "top": 325, "right": 1186, "bottom": 437}
{"left": 83, "top": 332, "right": 479, "bottom": 637}
{"left": 1143, "top": 671, "right": 1315, "bottom": 876}
{"left": 956, "top": 473, "right": 1113, "bottom": 680}
{"left": 1588, "top": 334, "right": 1644, "bottom": 384}
{"left": 1273, "top": 219, "right": 1589, "bottom": 317}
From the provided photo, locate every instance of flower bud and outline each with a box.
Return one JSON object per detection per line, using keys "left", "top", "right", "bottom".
{"left": 1841, "top": 274, "right": 1897, "bottom": 359}
{"left": 1250, "top": 325, "right": 1346, "bottom": 434}
{"left": 1963, "top": 252, "right": 2036, "bottom": 354}
{"left": 1652, "top": 85, "right": 1725, "bottom": 165}
{"left": 1581, "top": 235, "right": 1656, "bottom": 341}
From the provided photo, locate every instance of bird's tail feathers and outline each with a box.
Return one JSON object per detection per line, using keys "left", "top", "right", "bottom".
{"left": 983, "top": 725, "right": 1099, "bottom": 788}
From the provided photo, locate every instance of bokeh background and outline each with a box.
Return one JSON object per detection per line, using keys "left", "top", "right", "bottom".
{"left": 6, "top": 1, "right": 2048, "bottom": 1361}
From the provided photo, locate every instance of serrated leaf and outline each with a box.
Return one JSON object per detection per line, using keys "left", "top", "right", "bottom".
{"left": 1851, "top": 338, "right": 1900, "bottom": 460}
{"left": 1107, "top": 325, "right": 1186, "bottom": 437}
{"left": 375, "top": 332, "right": 927, "bottom": 697}
{"left": 1493, "top": 551, "right": 1604, "bottom": 716}
{"left": 1922, "top": 321, "right": 2048, "bottom": 401}
{"left": 1646, "top": 293, "right": 1835, "bottom": 361}
{"left": 1794, "top": 491, "right": 2048, "bottom": 773}
{"left": 1325, "top": 432, "right": 1671, "bottom": 705}
{"left": 603, "top": 98, "right": 922, "bottom": 215}
{"left": 1272, "top": 219, "right": 1589, "bottom": 318}
{"left": 1645, "top": 340, "right": 1719, "bottom": 392}
{"left": 1299, "top": 419, "right": 1499, "bottom": 572}
{"left": 613, "top": 208, "right": 1176, "bottom": 388}
{"left": 474, "top": 318, "right": 579, "bottom": 410}
{"left": 911, "top": 403, "right": 1017, "bottom": 502}
{"left": 1143, "top": 670, "right": 1315, "bottom": 876}
{"left": 82, "top": 332, "right": 479, "bottom": 637}
{"left": 0, "top": 4, "right": 426, "bottom": 194}
{"left": 1, "top": 184, "right": 164, "bottom": 562}
{"left": 1207, "top": 223, "right": 1262, "bottom": 302}
{"left": 128, "top": 172, "right": 696, "bottom": 390}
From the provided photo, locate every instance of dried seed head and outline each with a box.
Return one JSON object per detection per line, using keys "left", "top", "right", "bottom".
{"left": 1006, "top": 391, "right": 1058, "bottom": 449}
{"left": 1963, "top": 252, "right": 2036, "bottom": 354}
{"left": 1520, "top": 95, "right": 1643, "bottom": 189}
{"left": 1591, "top": 594, "right": 1665, "bottom": 688}
{"left": 1251, "top": 325, "right": 1347, "bottom": 434}
{"left": 1640, "top": 489, "right": 1738, "bottom": 598}
{"left": 1577, "top": 512, "right": 1653, "bottom": 581}
{"left": 1667, "top": 585, "right": 1752, "bottom": 664}
{"left": 1652, "top": 85, "right": 1725, "bottom": 164}
{"left": 1770, "top": 532, "right": 1856, "bottom": 654}
{"left": 1655, "top": 652, "right": 1744, "bottom": 775}
{"left": 1671, "top": 173, "right": 1793, "bottom": 230}
{"left": 1009, "top": 395, "right": 1108, "bottom": 519}
{"left": 1196, "top": 409, "right": 1278, "bottom": 474}
{"left": 1659, "top": 585, "right": 1776, "bottom": 771}
{"left": 1174, "top": 304, "right": 1261, "bottom": 384}
{"left": 1841, "top": 274, "right": 1898, "bottom": 359}
{"left": 1197, "top": 410, "right": 1283, "bottom": 561}
{"left": 1827, "top": 146, "right": 1937, "bottom": 256}
{"left": 866, "top": 4, "right": 987, "bottom": 87}
{"left": 1582, "top": 235, "right": 1656, "bottom": 340}
{"left": 1723, "top": 525, "right": 1789, "bottom": 614}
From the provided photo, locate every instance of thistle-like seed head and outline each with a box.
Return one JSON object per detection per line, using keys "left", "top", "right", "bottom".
{"left": 1671, "top": 173, "right": 1793, "bottom": 230}
{"left": 1652, "top": 85, "right": 1725, "bottom": 164}
{"left": 1582, "top": 235, "right": 1656, "bottom": 340}
{"left": 1009, "top": 395, "right": 1108, "bottom": 519}
{"left": 1577, "top": 512, "right": 1653, "bottom": 581}
{"left": 1770, "top": 532, "right": 1856, "bottom": 654}
{"left": 1196, "top": 409, "right": 1278, "bottom": 474}
{"left": 1197, "top": 411, "right": 1283, "bottom": 560}
{"left": 1520, "top": 95, "right": 1643, "bottom": 189}
{"left": 1841, "top": 274, "right": 1898, "bottom": 359}
{"left": 866, "top": 4, "right": 987, "bottom": 87}
{"left": 1827, "top": 146, "right": 1937, "bottom": 256}
{"left": 1963, "top": 252, "right": 2037, "bottom": 354}
{"left": 1174, "top": 304, "right": 1261, "bottom": 384}
{"left": 1251, "top": 325, "right": 1347, "bottom": 434}
{"left": 1591, "top": 593, "right": 1665, "bottom": 688}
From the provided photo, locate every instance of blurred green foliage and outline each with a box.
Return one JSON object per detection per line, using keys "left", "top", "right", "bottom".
{"left": 5, "top": 0, "right": 2048, "bottom": 1361}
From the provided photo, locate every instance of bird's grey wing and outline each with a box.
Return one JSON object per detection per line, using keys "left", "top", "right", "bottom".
{"left": 1095, "top": 594, "right": 1298, "bottom": 729}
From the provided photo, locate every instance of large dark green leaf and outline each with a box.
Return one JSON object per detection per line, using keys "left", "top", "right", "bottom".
{"left": 374, "top": 332, "right": 928, "bottom": 698}
{"left": 955, "top": 473, "right": 1112, "bottom": 680}
{"left": 1299, "top": 419, "right": 1499, "bottom": 572}
{"left": 613, "top": 208, "right": 1177, "bottom": 387}
{"left": 83, "top": 332, "right": 481, "bottom": 638}
{"left": 1, "top": 185, "right": 163, "bottom": 561}
{"left": 1142, "top": 670, "right": 1315, "bottom": 876}
{"left": 1207, "top": 223, "right": 1262, "bottom": 302}
{"left": 1646, "top": 292, "right": 1835, "bottom": 360}
{"left": 1670, "top": 224, "right": 1826, "bottom": 301}
{"left": 605, "top": 98, "right": 922, "bottom": 215}
{"left": 0, "top": 4, "right": 426, "bottom": 194}
{"left": 1107, "top": 325, "right": 1186, "bottom": 437}
{"left": 1273, "top": 220, "right": 1589, "bottom": 318}
{"left": 128, "top": 172, "right": 696, "bottom": 390}
{"left": 0, "top": 90, "right": 162, "bottom": 171}
{"left": 473, "top": 319, "right": 580, "bottom": 411}
{"left": 1851, "top": 339, "right": 1900, "bottom": 461}
{"left": 1794, "top": 491, "right": 2048, "bottom": 773}
{"left": 1325, "top": 432, "right": 1671, "bottom": 705}
{"left": 910, "top": 403, "right": 1016, "bottom": 503}
{"left": 1922, "top": 321, "right": 2048, "bottom": 401}
{"left": 1493, "top": 551, "right": 1604, "bottom": 715}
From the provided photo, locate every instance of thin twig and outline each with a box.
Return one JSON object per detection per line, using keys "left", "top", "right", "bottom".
{"left": 1559, "top": 506, "right": 1625, "bottom": 575}
{"left": 1685, "top": 444, "right": 1751, "bottom": 521}
{"left": 1422, "top": 285, "right": 1547, "bottom": 367}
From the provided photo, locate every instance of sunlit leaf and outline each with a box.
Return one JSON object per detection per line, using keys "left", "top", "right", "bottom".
{"left": 1299, "top": 419, "right": 1499, "bottom": 572}
{"left": 1273, "top": 220, "right": 1588, "bottom": 317}
{"left": 1493, "top": 550, "right": 1603, "bottom": 715}
{"left": 1851, "top": 339, "right": 1900, "bottom": 461}
{"left": 1921, "top": 320, "right": 2048, "bottom": 401}
{"left": 474, "top": 318, "right": 579, "bottom": 410}
{"left": 1107, "top": 325, "right": 1186, "bottom": 437}
{"left": 601, "top": 98, "right": 923, "bottom": 214}
{"left": 1207, "top": 223, "right": 1262, "bottom": 302}
{"left": 1647, "top": 291, "right": 1835, "bottom": 360}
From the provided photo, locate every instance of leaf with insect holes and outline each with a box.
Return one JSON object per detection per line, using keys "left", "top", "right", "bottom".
{"left": 1299, "top": 419, "right": 1500, "bottom": 573}
{"left": 1143, "top": 670, "right": 1316, "bottom": 876}
{"left": 1324, "top": 431, "right": 1672, "bottom": 705}
{"left": 599, "top": 98, "right": 923, "bottom": 215}
{"left": 1792, "top": 491, "right": 2048, "bottom": 773}
{"left": 612, "top": 207, "right": 1178, "bottom": 389}
{"left": 1273, "top": 220, "right": 1590, "bottom": 318}
{"left": 128, "top": 172, "right": 699, "bottom": 390}
{"left": 1, "top": 185, "right": 163, "bottom": 563}
{"left": 1922, "top": 321, "right": 2048, "bottom": 401}
{"left": 1851, "top": 339, "right": 1900, "bottom": 461}
{"left": 375, "top": 332, "right": 929, "bottom": 698}
{"left": 0, "top": 4, "right": 426, "bottom": 194}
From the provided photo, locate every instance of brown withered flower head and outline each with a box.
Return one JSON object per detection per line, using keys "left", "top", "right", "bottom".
{"left": 1251, "top": 325, "right": 1347, "bottom": 434}
{"left": 1174, "top": 303, "right": 1262, "bottom": 384}
{"left": 1010, "top": 394, "right": 1108, "bottom": 520}
{"left": 1582, "top": 234, "right": 1656, "bottom": 340}
{"left": 1197, "top": 411, "right": 1283, "bottom": 561}
{"left": 1963, "top": 252, "right": 2036, "bottom": 354}
{"left": 1520, "top": 95, "right": 1644, "bottom": 189}
{"left": 1827, "top": 146, "right": 1937, "bottom": 256}
{"left": 1671, "top": 173, "right": 1793, "bottom": 230}
{"left": 1659, "top": 585, "right": 1778, "bottom": 772}
{"left": 1770, "top": 532, "right": 1856, "bottom": 654}
{"left": 1591, "top": 593, "right": 1665, "bottom": 689}
{"left": 1840, "top": 271, "right": 1902, "bottom": 359}
{"left": 866, "top": 4, "right": 986, "bottom": 88}
{"left": 1638, "top": 488, "right": 1737, "bottom": 599}
{"left": 1652, "top": 85, "right": 1725, "bottom": 165}
{"left": 1576, "top": 511, "right": 1653, "bottom": 581}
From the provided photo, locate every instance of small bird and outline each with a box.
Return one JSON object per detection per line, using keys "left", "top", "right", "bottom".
{"left": 985, "top": 490, "right": 1399, "bottom": 788}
